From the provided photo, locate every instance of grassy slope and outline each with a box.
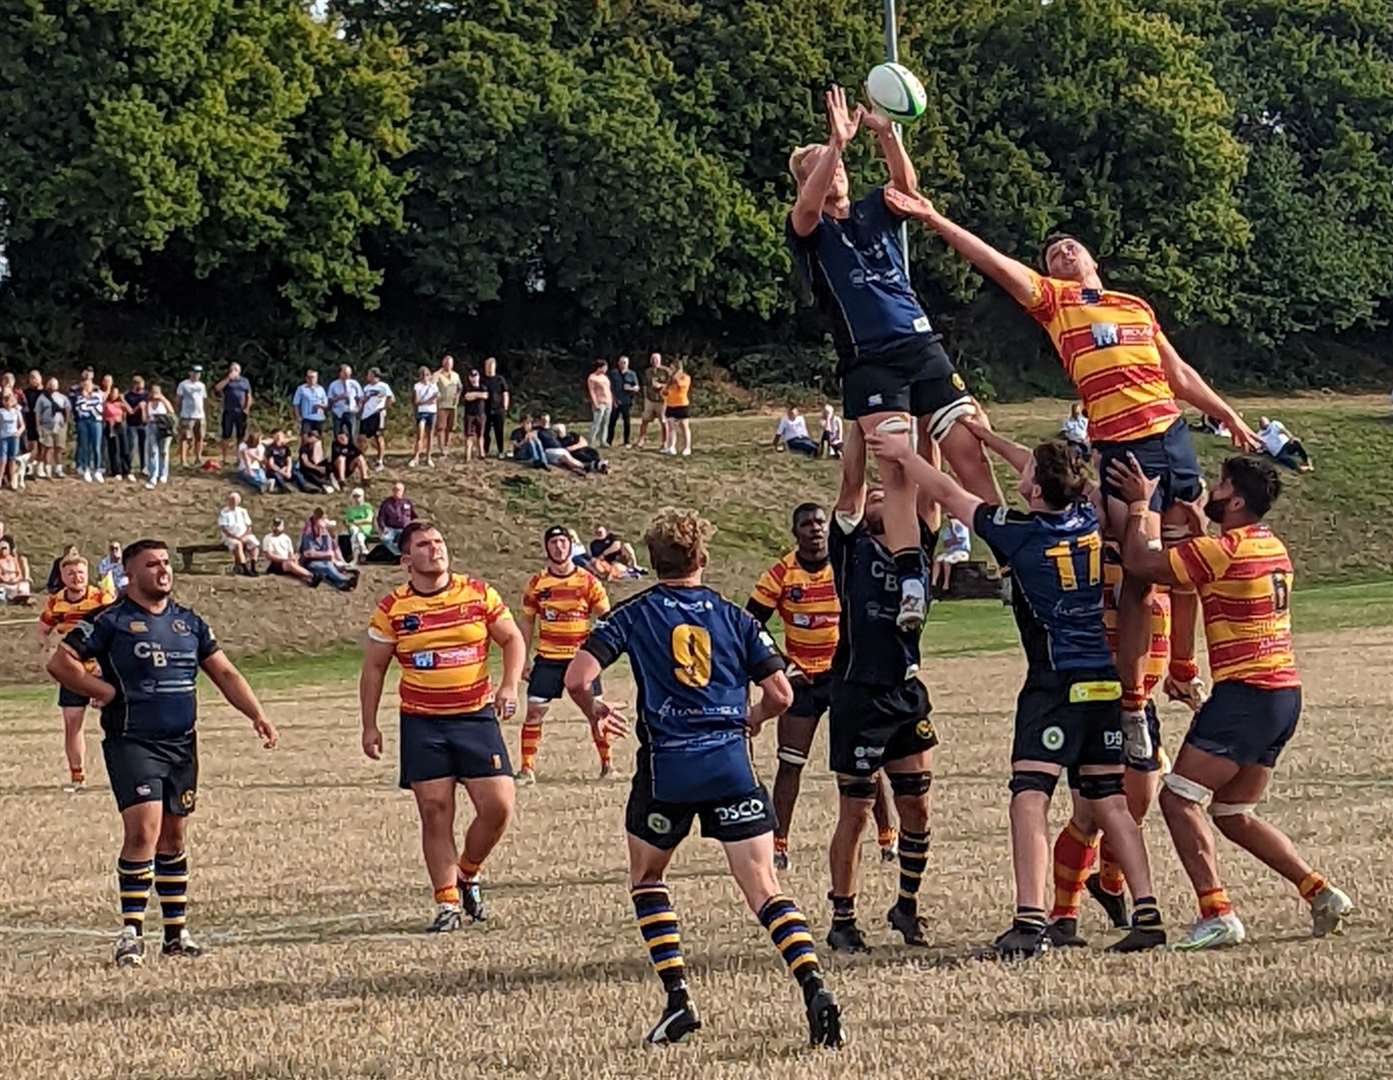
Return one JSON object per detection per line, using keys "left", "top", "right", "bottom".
{"left": 1, "top": 395, "right": 1388, "bottom": 686}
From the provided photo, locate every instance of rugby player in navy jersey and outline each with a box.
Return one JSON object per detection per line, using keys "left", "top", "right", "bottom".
{"left": 865, "top": 427, "right": 1167, "bottom": 958}
{"left": 565, "top": 508, "right": 843, "bottom": 1050}
{"left": 787, "top": 85, "right": 1000, "bottom": 634}
{"left": 47, "top": 539, "right": 278, "bottom": 967}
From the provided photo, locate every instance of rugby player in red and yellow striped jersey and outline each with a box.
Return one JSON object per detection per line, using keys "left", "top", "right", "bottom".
{"left": 746, "top": 503, "right": 900, "bottom": 872}
{"left": 516, "top": 526, "right": 613, "bottom": 782}
{"left": 886, "top": 187, "right": 1263, "bottom": 775}
{"left": 359, "top": 521, "right": 527, "bottom": 934}
{"left": 1110, "top": 453, "right": 1352, "bottom": 949}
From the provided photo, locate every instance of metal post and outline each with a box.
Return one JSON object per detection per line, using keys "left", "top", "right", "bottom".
{"left": 883, "top": 0, "right": 910, "bottom": 275}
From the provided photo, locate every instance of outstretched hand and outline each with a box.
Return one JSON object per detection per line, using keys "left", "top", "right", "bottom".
{"left": 883, "top": 186, "right": 937, "bottom": 223}
{"left": 595, "top": 702, "right": 631, "bottom": 744}
{"left": 860, "top": 88, "right": 894, "bottom": 136}
{"left": 1106, "top": 453, "right": 1160, "bottom": 507}
{"left": 863, "top": 427, "right": 913, "bottom": 462}
{"left": 1227, "top": 416, "right": 1262, "bottom": 453}
{"left": 825, "top": 86, "right": 863, "bottom": 147}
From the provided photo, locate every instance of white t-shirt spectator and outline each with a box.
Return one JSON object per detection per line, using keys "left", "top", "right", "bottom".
{"left": 1258, "top": 420, "right": 1291, "bottom": 457}
{"left": 362, "top": 381, "right": 395, "bottom": 419}
{"left": 414, "top": 380, "right": 440, "bottom": 415}
{"left": 328, "top": 378, "right": 364, "bottom": 418}
{"left": 776, "top": 414, "right": 810, "bottom": 444}
{"left": 263, "top": 532, "right": 296, "bottom": 562}
{"left": 940, "top": 517, "right": 971, "bottom": 560}
{"left": 0, "top": 405, "right": 23, "bottom": 439}
{"left": 218, "top": 505, "right": 253, "bottom": 540}
{"left": 177, "top": 380, "right": 208, "bottom": 420}
{"left": 1062, "top": 414, "right": 1089, "bottom": 444}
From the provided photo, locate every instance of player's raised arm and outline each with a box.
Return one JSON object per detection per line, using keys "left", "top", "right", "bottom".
{"left": 201, "top": 650, "right": 278, "bottom": 748}
{"left": 1156, "top": 335, "right": 1260, "bottom": 452}
{"left": 860, "top": 102, "right": 917, "bottom": 196}
{"left": 960, "top": 416, "right": 1033, "bottom": 477}
{"left": 1107, "top": 454, "right": 1182, "bottom": 586}
{"left": 867, "top": 428, "right": 984, "bottom": 527}
{"left": 358, "top": 637, "right": 394, "bottom": 759}
{"left": 790, "top": 87, "right": 862, "bottom": 237}
{"left": 880, "top": 188, "right": 1038, "bottom": 307}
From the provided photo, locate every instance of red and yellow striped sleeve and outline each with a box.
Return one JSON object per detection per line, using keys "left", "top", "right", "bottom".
{"left": 752, "top": 561, "right": 785, "bottom": 609}
{"left": 1169, "top": 535, "right": 1233, "bottom": 588}
{"left": 521, "top": 576, "right": 541, "bottom": 617}
{"left": 484, "top": 584, "right": 509, "bottom": 625}
{"left": 588, "top": 575, "right": 611, "bottom": 616}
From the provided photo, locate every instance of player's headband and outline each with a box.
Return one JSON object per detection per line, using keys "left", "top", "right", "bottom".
{"left": 544, "top": 526, "right": 570, "bottom": 543}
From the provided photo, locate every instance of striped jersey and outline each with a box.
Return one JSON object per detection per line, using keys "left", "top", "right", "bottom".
{"left": 369, "top": 574, "right": 512, "bottom": 716}
{"left": 1026, "top": 273, "right": 1182, "bottom": 444}
{"left": 521, "top": 567, "right": 610, "bottom": 661}
{"left": 1102, "top": 544, "right": 1170, "bottom": 696}
{"left": 750, "top": 552, "right": 839, "bottom": 677}
{"left": 42, "top": 582, "right": 116, "bottom": 673}
{"left": 1168, "top": 525, "right": 1298, "bottom": 689}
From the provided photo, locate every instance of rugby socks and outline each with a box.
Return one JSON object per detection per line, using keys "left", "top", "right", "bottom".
{"left": 773, "top": 834, "right": 789, "bottom": 859}
{"left": 1298, "top": 872, "right": 1328, "bottom": 905}
{"left": 829, "top": 893, "right": 857, "bottom": 930}
{"left": 1169, "top": 658, "right": 1200, "bottom": 684}
{"left": 1131, "top": 896, "right": 1163, "bottom": 929}
{"left": 592, "top": 727, "right": 613, "bottom": 769}
{"left": 1198, "top": 887, "right": 1234, "bottom": 919}
{"left": 70, "top": 766, "right": 86, "bottom": 786}
{"left": 1121, "top": 687, "right": 1147, "bottom": 714}
{"left": 519, "top": 721, "right": 542, "bottom": 771}
{"left": 878, "top": 825, "right": 898, "bottom": 853}
{"left": 1098, "top": 837, "right": 1127, "bottom": 897}
{"left": 457, "top": 855, "right": 483, "bottom": 884}
{"left": 758, "top": 895, "right": 821, "bottom": 990}
{"left": 117, "top": 857, "right": 154, "bottom": 935}
{"left": 434, "top": 885, "right": 461, "bottom": 907}
{"left": 154, "top": 852, "right": 189, "bottom": 943}
{"left": 894, "top": 829, "right": 931, "bottom": 917}
{"left": 1014, "top": 905, "right": 1047, "bottom": 934}
{"left": 1049, "top": 822, "right": 1100, "bottom": 921}
{"left": 632, "top": 883, "right": 688, "bottom": 1002}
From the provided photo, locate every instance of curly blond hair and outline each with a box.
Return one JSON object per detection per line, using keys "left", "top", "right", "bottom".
{"left": 644, "top": 507, "right": 716, "bottom": 578}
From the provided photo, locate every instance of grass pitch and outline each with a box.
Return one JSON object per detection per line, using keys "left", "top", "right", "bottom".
{"left": 1, "top": 626, "right": 1389, "bottom": 1079}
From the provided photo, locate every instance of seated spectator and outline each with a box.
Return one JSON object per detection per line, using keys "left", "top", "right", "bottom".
{"left": 238, "top": 430, "right": 272, "bottom": 494}
{"left": 217, "top": 491, "right": 260, "bottom": 577}
{"left": 590, "top": 525, "right": 639, "bottom": 569}
{"left": 375, "top": 481, "right": 417, "bottom": 556}
{"left": 295, "top": 430, "right": 335, "bottom": 493}
{"left": 772, "top": 404, "right": 818, "bottom": 457}
{"left": 819, "top": 403, "right": 844, "bottom": 458}
{"left": 1257, "top": 415, "right": 1314, "bottom": 472}
{"left": 343, "top": 487, "right": 376, "bottom": 564}
{"left": 510, "top": 417, "right": 546, "bottom": 468}
{"left": 1061, "top": 402, "right": 1089, "bottom": 458}
{"left": 331, "top": 429, "right": 369, "bottom": 486}
{"left": 554, "top": 424, "right": 609, "bottom": 473}
{"left": 0, "top": 538, "right": 33, "bottom": 603}
{"left": 932, "top": 514, "right": 972, "bottom": 593}
{"left": 95, "top": 539, "right": 129, "bottom": 594}
{"left": 264, "top": 429, "right": 293, "bottom": 492}
{"left": 534, "top": 413, "right": 593, "bottom": 476}
{"left": 300, "top": 508, "right": 357, "bottom": 590}
{"left": 261, "top": 517, "right": 316, "bottom": 584}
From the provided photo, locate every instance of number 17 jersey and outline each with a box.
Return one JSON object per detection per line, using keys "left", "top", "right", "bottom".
{"left": 974, "top": 502, "right": 1114, "bottom": 675}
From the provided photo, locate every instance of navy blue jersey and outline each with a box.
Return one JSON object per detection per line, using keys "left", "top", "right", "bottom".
{"left": 582, "top": 584, "right": 783, "bottom": 803}
{"left": 973, "top": 503, "right": 1114, "bottom": 675}
{"left": 828, "top": 512, "right": 937, "bottom": 686}
{"left": 63, "top": 596, "right": 220, "bottom": 739}
{"left": 787, "top": 188, "right": 936, "bottom": 369}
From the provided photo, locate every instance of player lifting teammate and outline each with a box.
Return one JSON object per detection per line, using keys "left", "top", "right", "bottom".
{"left": 360, "top": 521, "right": 527, "bottom": 932}
{"left": 1110, "top": 453, "right": 1353, "bottom": 948}
{"left": 824, "top": 426, "right": 939, "bottom": 952}
{"left": 746, "top": 502, "right": 898, "bottom": 871}
{"left": 866, "top": 426, "right": 1167, "bottom": 956}
{"left": 47, "top": 539, "right": 278, "bottom": 966}
{"left": 565, "top": 508, "right": 843, "bottom": 1049}
{"left": 788, "top": 86, "right": 1000, "bottom": 634}
{"left": 516, "top": 525, "right": 613, "bottom": 783}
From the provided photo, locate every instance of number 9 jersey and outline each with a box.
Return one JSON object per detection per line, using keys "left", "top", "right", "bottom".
{"left": 974, "top": 502, "right": 1114, "bottom": 675}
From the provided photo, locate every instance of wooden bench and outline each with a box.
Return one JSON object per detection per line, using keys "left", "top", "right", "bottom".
{"left": 176, "top": 543, "right": 229, "bottom": 574}
{"left": 938, "top": 559, "right": 1004, "bottom": 601}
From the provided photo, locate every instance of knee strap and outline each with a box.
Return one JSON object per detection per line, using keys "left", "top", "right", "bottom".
{"left": 1077, "top": 772, "right": 1125, "bottom": 801}
{"left": 889, "top": 770, "right": 933, "bottom": 797}
{"left": 1163, "top": 771, "right": 1213, "bottom": 805}
{"left": 1210, "top": 801, "right": 1258, "bottom": 818}
{"left": 837, "top": 776, "right": 877, "bottom": 801}
{"left": 927, "top": 397, "right": 976, "bottom": 443}
{"left": 1008, "top": 770, "right": 1058, "bottom": 798}
{"left": 777, "top": 745, "right": 809, "bottom": 768}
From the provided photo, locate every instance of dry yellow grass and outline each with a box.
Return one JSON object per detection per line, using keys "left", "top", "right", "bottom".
{"left": 1, "top": 623, "right": 1389, "bottom": 1079}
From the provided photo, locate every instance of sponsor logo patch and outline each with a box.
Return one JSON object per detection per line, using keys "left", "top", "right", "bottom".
{"left": 1042, "top": 726, "right": 1066, "bottom": 752}
{"left": 180, "top": 789, "right": 197, "bottom": 810}
{"left": 647, "top": 812, "right": 672, "bottom": 835}
{"left": 714, "top": 798, "right": 766, "bottom": 825}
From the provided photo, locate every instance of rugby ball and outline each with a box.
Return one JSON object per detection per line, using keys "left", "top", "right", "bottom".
{"left": 866, "top": 62, "right": 927, "bottom": 123}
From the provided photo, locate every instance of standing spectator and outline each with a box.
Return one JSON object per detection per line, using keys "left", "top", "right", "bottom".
{"left": 360, "top": 368, "right": 395, "bottom": 471}
{"left": 34, "top": 377, "right": 70, "bottom": 479}
{"left": 931, "top": 515, "right": 972, "bottom": 594}
{"left": 662, "top": 359, "right": 693, "bottom": 456}
{"left": 21, "top": 370, "right": 43, "bottom": 471}
{"left": 819, "top": 403, "right": 844, "bottom": 458}
{"left": 587, "top": 359, "right": 613, "bottom": 447}
{"left": 263, "top": 429, "right": 294, "bottom": 492}
{"left": 300, "top": 509, "right": 357, "bottom": 590}
{"left": 238, "top": 430, "right": 271, "bottom": 494}
{"left": 292, "top": 369, "right": 328, "bottom": 436}
{"left": 261, "top": 517, "right": 316, "bottom": 584}
{"left": 96, "top": 539, "right": 130, "bottom": 594}
{"left": 73, "top": 374, "right": 106, "bottom": 482}
{"left": 1061, "top": 402, "right": 1089, "bottom": 458}
{"left": 175, "top": 365, "right": 208, "bottom": 467}
{"left": 410, "top": 365, "right": 439, "bottom": 468}
{"left": 0, "top": 538, "right": 32, "bottom": 603}
{"left": 606, "top": 355, "right": 640, "bottom": 448}
{"left": 343, "top": 487, "right": 376, "bottom": 564}
{"left": 481, "top": 356, "right": 510, "bottom": 457}
{"left": 376, "top": 481, "right": 417, "bottom": 556}
{"left": 637, "top": 352, "right": 668, "bottom": 449}
{"left": 0, "top": 388, "right": 24, "bottom": 490}
{"left": 102, "top": 386, "right": 134, "bottom": 482}
{"left": 772, "top": 404, "right": 818, "bottom": 457}
{"left": 217, "top": 491, "right": 260, "bottom": 576}
{"left": 141, "top": 382, "right": 175, "bottom": 488}
{"left": 1257, "top": 415, "right": 1315, "bottom": 472}
{"left": 328, "top": 363, "right": 364, "bottom": 444}
{"left": 123, "top": 375, "right": 149, "bottom": 475}
{"left": 434, "top": 355, "right": 462, "bottom": 458}
{"left": 461, "top": 369, "right": 489, "bottom": 461}
{"left": 295, "top": 430, "right": 334, "bottom": 493}
{"left": 214, "top": 362, "right": 253, "bottom": 465}
{"left": 331, "top": 429, "right": 369, "bottom": 487}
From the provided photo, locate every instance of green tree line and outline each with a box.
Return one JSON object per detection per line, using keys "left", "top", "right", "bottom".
{"left": 2, "top": 0, "right": 1390, "bottom": 397}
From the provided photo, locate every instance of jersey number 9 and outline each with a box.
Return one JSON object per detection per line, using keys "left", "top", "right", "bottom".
{"left": 671, "top": 624, "right": 713, "bottom": 689}
{"left": 1045, "top": 532, "right": 1102, "bottom": 592}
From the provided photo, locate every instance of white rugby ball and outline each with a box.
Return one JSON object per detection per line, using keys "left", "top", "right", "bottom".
{"left": 866, "top": 62, "right": 927, "bottom": 123}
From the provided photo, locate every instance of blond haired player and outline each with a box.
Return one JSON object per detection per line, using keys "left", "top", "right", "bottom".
{"left": 516, "top": 525, "right": 613, "bottom": 783}
{"left": 360, "top": 520, "right": 527, "bottom": 933}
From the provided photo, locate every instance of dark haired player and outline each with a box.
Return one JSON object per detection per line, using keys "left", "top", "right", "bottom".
{"left": 867, "top": 427, "right": 1167, "bottom": 957}
{"left": 747, "top": 502, "right": 898, "bottom": 871}
{"left": 1110, "top": 453, "right": 1353, "bottom": 949}
{"left": 47, "top": 539, "right": 279, "bottom": 968}
{"left": 565, "top": 507, "right": 843, "bottom": 1049}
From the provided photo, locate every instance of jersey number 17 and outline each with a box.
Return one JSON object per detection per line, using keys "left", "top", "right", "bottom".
{"left": 1044, "top": 532, "right": 1102, "bottom": 591}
